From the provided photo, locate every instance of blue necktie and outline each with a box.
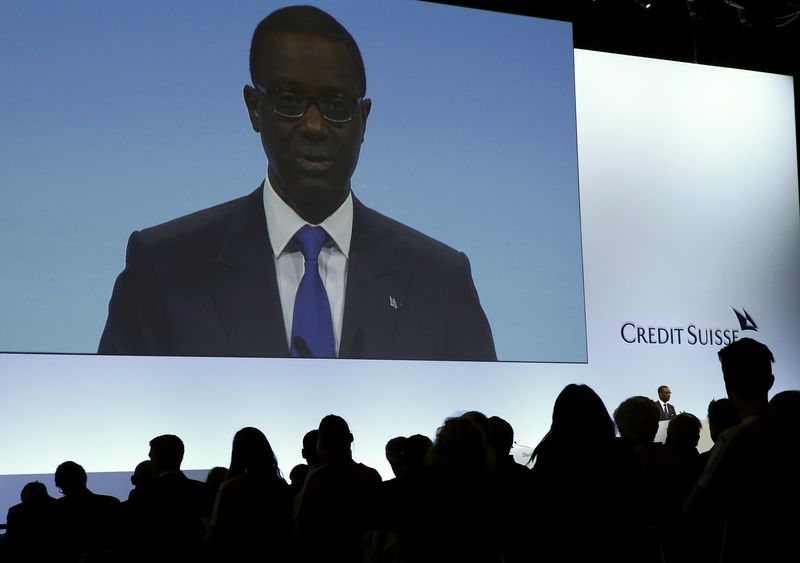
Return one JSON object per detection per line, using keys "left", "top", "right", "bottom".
{"left": 290, "top": 225, "right": 335, "bottom": 358}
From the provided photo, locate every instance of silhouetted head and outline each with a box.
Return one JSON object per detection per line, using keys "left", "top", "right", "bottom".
{"left": 385, "top": 436, "right": 407, "bottom": 477}
{"left": 403, "top": 434, "right": 433, "bottom": 473}
{"left": 131, "top": 460, "right": 155, "bottom": 489}
{"left": 658, "top": 385, "right": 672, "bottom": 403}
{"left": 428, "top": 416, "right": 492, "bottom": 479}
{"left": 531, "top": 384, "right": 615, "bottom": 464}
{"left": 317, "top": 414, "right": 353, "bottom": 462}
{"left": 488, "top": 416, "right": 514, "bottom": 455}
{"left": 665, "top": 412, "right": 702, "bottom": 451}
{"left": 614, "top": 396, "right": 661, "bottom": 448}
{"left": 205, "top": 466, "right": 229, "bottom": 493}
{"left": 302, "top": 429, "right": 320, "bottom": 466}
{"left": 229, "top": 427, "right": 280, "bottom": 480}
{"left": 149, "top": 434, "right": 185, "bottom": 474}
{"left": 20, "top": 481, "right": 50, "bottom": 504}
{"left": 289, "top": 463, "right": 309, "bottom": 488}
{"left": 707, "top": 398, "right": 741, "bottom": 442}
{"left": 718, "top": 338, "right": 775, "bottom": 401}
{"left": 461, "top": 411, "right": 491, "bottom": 443}
{"left": 552, "top": 384, "right": 615, "bottom": 442}
{"left": 54, "top": 461, "right": 88, "bottom": 496}
{"left": 243, "top": 5, "right": 371, "bottom": 225}
{"left": 428, "top": 416, "right": 490, "bottom": 478}
{"left": 769, "top": 390, "right": 800, "bottom": 428}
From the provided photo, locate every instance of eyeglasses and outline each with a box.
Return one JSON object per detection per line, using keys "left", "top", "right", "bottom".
{"left": 254, "top": 83, "right": 363, "bottom": 123}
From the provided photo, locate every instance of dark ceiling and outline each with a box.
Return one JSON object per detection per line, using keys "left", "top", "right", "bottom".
{"left": 433, "top": 0, "right": 799, "bottom": 75}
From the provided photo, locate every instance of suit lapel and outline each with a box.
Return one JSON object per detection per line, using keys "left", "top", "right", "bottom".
{"left": 211, "top": 187, "right": 288, "bottom": 357}
{"left": 340, "top": 199, "right": 412, "bottom": 359}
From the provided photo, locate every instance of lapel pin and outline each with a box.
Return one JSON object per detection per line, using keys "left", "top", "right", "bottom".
{"left": 389, "top": 296, "right": 399, "bottom": 310}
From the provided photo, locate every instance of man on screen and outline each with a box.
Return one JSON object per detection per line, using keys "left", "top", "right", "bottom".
{"left": 98, "top": 6, "right": 495, "bottom": 360}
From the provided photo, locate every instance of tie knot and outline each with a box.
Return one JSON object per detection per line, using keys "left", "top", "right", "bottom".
{"left": 294, "top": 225, "right": 328, "bottom": 261}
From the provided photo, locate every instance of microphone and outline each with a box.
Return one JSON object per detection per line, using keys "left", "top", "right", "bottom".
{"left": 292, "top": 336, "right": 315, "bottom": 358}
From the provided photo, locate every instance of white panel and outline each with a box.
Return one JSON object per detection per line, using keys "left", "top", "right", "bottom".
{"left": 574, "top": 49, "right": 800, "bottom": 410}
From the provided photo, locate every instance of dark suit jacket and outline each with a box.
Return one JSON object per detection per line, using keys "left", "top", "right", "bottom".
{"left": 53, "top": 490, "right": 121, "bottom": 558}
{"left": 98, "top": 187, "right": 496, "bottom": 361}
{"left": 657, "top": 402, "right": 676, "bottom": 421}
{"left": 4, "top": 497, "right": 58, "bottom": 559}
{"left": 132, "top": 472, "right": 211, "bottom": 562}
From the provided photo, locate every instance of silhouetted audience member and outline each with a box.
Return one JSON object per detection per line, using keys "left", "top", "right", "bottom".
{"left": 128, "top": 460, "right": 154, "bottom": 502}
{"left": 394, "top": 415, "right": 501, "bottom": 563}
{"left": 460, "top": 411, "right": 494, "bottom": 464}
{"left": 769, "top": 389, "right": 800, "bottom": 428}
{"left": 52, "top": 461, "right": 120, "bottom": 563}
{"left": 289, "top": 429, "right": 320, "bottom": 500}
{"left": 665, "top": 412, "right": 704, "bottom": 483}
{"left": 429, "top": 416, "right": 494, "bottom": 483}
{"left": 707, "top": 398, "right": 742, "bottom": 442}
{"left": 687, "top": 397, "right": 740, "bottom": 563}
{"left": 4, "top": 481, "right": 58, "bottom": 562}
{"left": 367, "top": 433, "right": 433, "bottom": 561}
{"left": 488, "top": 416, "right": 528, "bottom": 485}
{"left": 129, "top": 434, "right": 211, "bottom": 563}
{"left": 487, "top": 416, "right": 528, "bottom": 563}
{"left": 402, "top": 434, "right": 433, "bottom": 474}
{"left": 204, "top": 466, "right": 228, "bottom": 496}
{"left": 614, "top": 395, "right": 662, "bottom": 451}
{"left": 614, "top": 395, "right": 690, "bottom": 560}
{"left": 288, "top": 464, "right": 308, "bottom": 500}
{"left": 385, "top": 436, "right": 407, "bottom": 478}
{"left": 295, "top": 415, "right": 382, "bottom": 563}
{"left": 116, "top": 459, "right": 155, "bottom": 559}
{"left": 302, "top": 429, "right": 321, "bottom": 467}
{"left": 697, "top": 398, "right": 741, "bottom": 469}
{"left": 524, "top": 385, "right": 640, "bottom": 562}
{"left": 685, "top": 338, "right": 800, "bottom": 562}
{"left": 208, "top": 427, "right": 292, "bottom": 561}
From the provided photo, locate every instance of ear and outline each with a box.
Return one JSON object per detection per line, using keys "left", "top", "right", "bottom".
{"left": 243, "top": 85, "right": 261, "bottom": 133}
{"left": 359, "top": 98, "right": 371, "bottom": 143}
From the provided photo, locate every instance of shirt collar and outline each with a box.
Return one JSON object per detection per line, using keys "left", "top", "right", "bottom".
{"left": 263, "top": 173, "right": 353, "bottom": 258}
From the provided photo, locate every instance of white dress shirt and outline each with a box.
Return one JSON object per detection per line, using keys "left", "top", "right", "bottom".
{"left": 263, "top": 176, "right": 351, "bottom": 356}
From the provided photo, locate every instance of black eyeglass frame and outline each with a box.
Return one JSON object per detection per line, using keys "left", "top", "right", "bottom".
{"left": 253, "top": 83, "right": 364, "bottom": 124}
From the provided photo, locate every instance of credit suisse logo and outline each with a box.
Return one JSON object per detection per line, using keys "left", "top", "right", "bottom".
{"left": 620, "top": 307, "right": 757, "bottom": 346}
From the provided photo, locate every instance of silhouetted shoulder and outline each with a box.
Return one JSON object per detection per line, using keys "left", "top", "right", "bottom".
{"left": 355, "top": 462, "right": 383, "bottom": 486}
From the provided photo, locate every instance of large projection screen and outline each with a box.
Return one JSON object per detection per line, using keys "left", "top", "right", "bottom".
{"left": 1, "top": 4, "right": 799, "bottom": 521}
{"left": 0, "top": 0, "right": 585, "bottom": 363}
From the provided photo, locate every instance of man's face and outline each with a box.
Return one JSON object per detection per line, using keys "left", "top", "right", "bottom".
{"left": 245, "top": 32, "right": 370, "bottom": 222}
{"left": 659, "top": 387, "right": 672, "bottom": 402}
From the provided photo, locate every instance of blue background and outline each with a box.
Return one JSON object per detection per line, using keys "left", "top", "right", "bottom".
{"left": 0, "top": 0, "right": 585, "bottom": 361}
